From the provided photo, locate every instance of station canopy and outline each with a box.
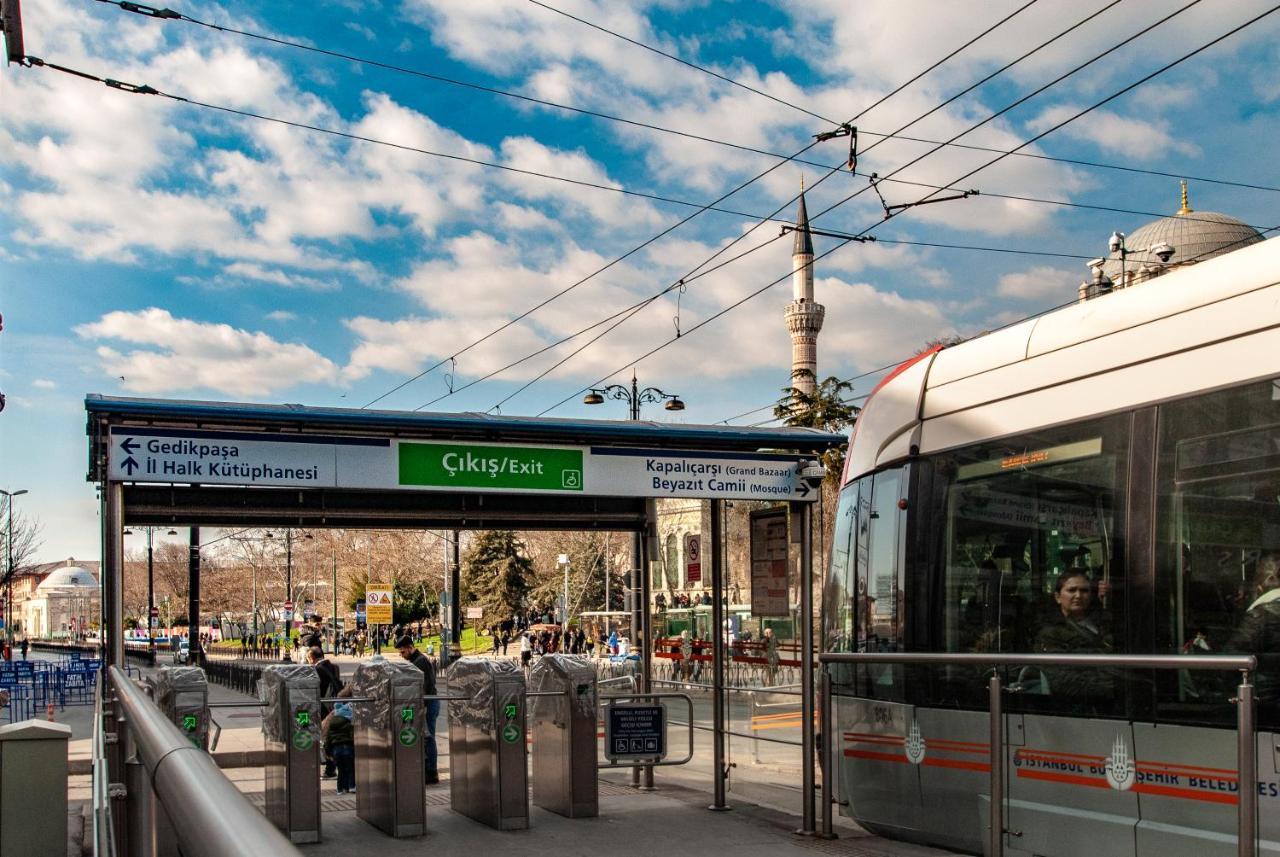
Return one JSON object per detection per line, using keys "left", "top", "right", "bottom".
{"left": 86, "top": 395, "right": 845, "bottom": 532}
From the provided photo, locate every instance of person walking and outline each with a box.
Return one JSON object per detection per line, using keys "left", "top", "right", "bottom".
{"left": 395, "top": 636, "right": 439, "bottom": 784}
{"left": 19, "top": 638, "right": 28, "bottom": 660}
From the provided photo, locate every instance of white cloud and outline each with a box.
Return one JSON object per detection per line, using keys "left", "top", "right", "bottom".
{"left": 32, "top": 379, "right": 56, "bottom": 389}
{"left": 996, "top": 265, "right": 1080, "bottom": 300}
{"left": 1026, "top": 106, "right": 1200, "bottom": 160}
{"left": 75, "top": 308, "right": 338, "bottom": 396}
{"left": 265, "top": 310, "right": 297, "bottom": 322}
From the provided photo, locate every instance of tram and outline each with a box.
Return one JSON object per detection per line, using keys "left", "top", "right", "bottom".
{"left": 823, "top": 235, "right": 1280, "bottom": 856}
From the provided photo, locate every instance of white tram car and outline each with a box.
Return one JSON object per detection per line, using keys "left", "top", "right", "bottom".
{"left": 825, "top": 235, "right": 1280, "bottom": 856}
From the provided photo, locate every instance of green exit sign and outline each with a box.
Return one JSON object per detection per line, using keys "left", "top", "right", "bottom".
{"left": 399, "top": 443, "right": 583, "bottom": 492}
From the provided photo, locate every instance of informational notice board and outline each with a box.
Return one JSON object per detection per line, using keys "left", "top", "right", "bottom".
{"left": 604, "top": 703, "right": 666, "bottom": 761}
{"left": 750, "top": 508, "right": 790, "bottom": 617}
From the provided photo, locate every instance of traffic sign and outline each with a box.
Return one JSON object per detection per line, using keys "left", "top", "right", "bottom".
{"left": 684, "top": 533, "right": 702, "bottom": 584}
{"left": 150, "top": 607, "right": 160, "bottom": 617}
{"left": 365, "top": 584, "right": 393, "bottom": 624}
{"left": 284, "top": 600, "right": 295, "bottom": 612}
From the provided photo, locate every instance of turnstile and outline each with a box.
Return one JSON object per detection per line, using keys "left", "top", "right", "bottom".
{"left": 260, "top": 664, "right": 322, "bottom": 843}
{"left": 351, "top": 658, "right": 426, "bottom": 837}
{"left": 448, "top": 658, "right": 528, "bottom": 830}
{"left": 529, "top": 654, "right": 598, "bottom": 817}
{"left": 152, "top": 666, "right": 210, "bottom": 750}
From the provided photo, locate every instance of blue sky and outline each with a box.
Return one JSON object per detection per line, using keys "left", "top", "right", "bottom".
{"left": 2, "top": 0, "right": 1278, "bottom": 562}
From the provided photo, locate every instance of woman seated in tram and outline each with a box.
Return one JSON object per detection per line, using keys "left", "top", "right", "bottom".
{"left": 1032, "top": 571, "right": 1115, "bottom": 708}
{"left": 1228, "top": 551, "right": 1280, "bottom": 705}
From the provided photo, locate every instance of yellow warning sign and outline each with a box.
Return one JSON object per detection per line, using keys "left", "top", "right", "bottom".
{"left": 365, "top": 583, "right": 394, "bottom": 624}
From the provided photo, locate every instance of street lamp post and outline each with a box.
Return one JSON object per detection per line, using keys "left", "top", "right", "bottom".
{"left": 125, "top": 526, "right": 178, "bottom": 660}
{"left": 557, "top": 553, "right": 570, "bottom": 632}
{"left": 583, "top": 371, "right": 684, "bottom": 627}
{"left": 1, "top": 489, "right": 29, "bottom": 649}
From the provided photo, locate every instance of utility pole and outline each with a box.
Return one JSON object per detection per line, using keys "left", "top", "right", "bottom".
{"left": 1, "top": 489, "right": 29, "bottom": 649}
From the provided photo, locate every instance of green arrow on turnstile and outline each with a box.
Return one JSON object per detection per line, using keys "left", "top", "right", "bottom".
{"left": 401, "top": 706, "right": 414, "bottom": 723}
{"left": 501, "top": 724, "right": 520, "bottom": 743}
{"left": 182, "top": 714, "right": 198, "bottom": 732}
{"left": 399, "top": 726, "right": 418, "bottom": 747}
{"left": 503, "top": 703, "right": 517, "bottom": 720}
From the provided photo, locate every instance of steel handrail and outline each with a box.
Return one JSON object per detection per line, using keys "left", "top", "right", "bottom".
{"left": 818, "top": 652, "right": 1258, "bottom": 857}
{"left": 91, "top": 671, "right": 116, "bottom": 857}
{"left": 106, "top": 666, "right": 302, "bottom": 857}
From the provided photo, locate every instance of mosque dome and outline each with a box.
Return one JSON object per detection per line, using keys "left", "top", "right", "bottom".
{"left": 1100, "top": 182, "right": 1264, "bottom": 282}
{"left": 37, "top": 565, "right": 99, "bottom": 591}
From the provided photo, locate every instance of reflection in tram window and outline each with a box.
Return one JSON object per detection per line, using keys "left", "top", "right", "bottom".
{"left": 932, "top": 416, "right": 1129, "bottom": 714}
{"left": 1155, "top": 378, "right": 1280, "bottom": 728}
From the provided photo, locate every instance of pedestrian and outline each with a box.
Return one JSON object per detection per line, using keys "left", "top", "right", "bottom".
{"left": 19, "top": 638, "right": 28, "bottom": 660}
{"left": 323, "top": 695, "right": 356, "bottom": 795}
{"left": 395, "top": 636, "right": 439, "bottom": 784}
{"left": 500, "top": 632, "right": 509, "bottom": 657}
{"left": 520, "top": 633, "right": 532, "bottom": 668}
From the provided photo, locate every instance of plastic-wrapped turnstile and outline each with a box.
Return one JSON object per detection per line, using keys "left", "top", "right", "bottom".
{"left": 529, "top": 654, "right": 598, "bottom": 817}
{"left": 260, "top": 665, "right": 322, "bottom": 843}
{"left": 351, "top": 658, "right": 426, "bottom": 837}
{"left": 448, "top": 658, "right": 528, "bottom": 830}
{"left": 152, "top": 667, "right": 210, "bottom": 750}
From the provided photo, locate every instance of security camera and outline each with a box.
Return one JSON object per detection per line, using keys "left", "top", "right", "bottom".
{"left": 1151, "top": 242, "right": 1175, "bottom": 263}
{"left": 799, "top": 461, "right": 826, "bottom": 488}
{"left": 1108, "top": 231, "right": 1124, "bottom": 253}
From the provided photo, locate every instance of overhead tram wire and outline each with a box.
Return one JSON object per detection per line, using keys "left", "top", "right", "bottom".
{"left": 718, "top": 221, "right": 1280, "bottom": 427}
{"left": 472, "top": 1, "right": 1142, "bottom": 413}
{"left": 530, "top": 7, "right": 1280, "bottom": 419}
{"left": 86, "top": 0, "right": 1071, "bottom": 409}
{"left": 528, "top": 0, "right": 1044, "bottom": 129}
{"left": 388, "top": 0, "right": 1046, "bottom": 412}
{"left": 526, "top": 0, "right": 1280, "bottom": 196}
{"left": 505, "top": 0, "right": 1209, "bottom": 414}
{"left": 89, "top": 0, "right": 1280, "bottom": 197}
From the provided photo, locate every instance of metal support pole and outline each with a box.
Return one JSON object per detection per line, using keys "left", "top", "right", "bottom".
{"left": 989, "top": 673, "right": 1004, "bottom": 857}
{"left": 797, "top": 501, "right": 816, "bottom": 835}
{"left": 450, "top": 529, "right": 461, "bottom": 654}
{"left": 630, "top": 528, "right": 641, "bottom": 788}
{"left": 105, "top": 482, "right": 125, "bottom": 668}
{"left": 285, "top": 530, "right": 293, "bottom": 624}
{"left": 709, "top": 498, "right": 729, "bottom": 811}
{"left": 331, "top": 550, "right": 338, "bottom": 654}
{"left": 1238, "top": 671, "right": 1256, "bottom": 857}
{"left": 147, "top": 529, "right": 155, "bottom": 661}
{"left": 187, "top": 527, "right": 201, "bottom": 662}
{"left": 640, "top": 498, "right": 657, "bottom": 790}
{"left": 820, "top": 667, "right": 836, "bottom": 838}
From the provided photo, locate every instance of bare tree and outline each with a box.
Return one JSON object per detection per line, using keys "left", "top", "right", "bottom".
{"left": 1, "top": 498, "right": 42, "bottom": 581}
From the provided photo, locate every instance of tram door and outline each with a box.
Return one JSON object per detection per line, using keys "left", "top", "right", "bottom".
{"left": 932, "top": 416, "right": 1141, "bottom": 857}
{"left": 840, "top": 467, "right": 925, "bottom": 836}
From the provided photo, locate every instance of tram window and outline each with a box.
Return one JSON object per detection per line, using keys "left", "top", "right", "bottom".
{"left": 1154, "top": 378, "right": 1280, "bottom": 728}
{"left": 823, "top": 480, "right": 857, "bottom": 654}
{"left": 842, "top": 467, "right": 907, "bottom": 699}
{"left": 930, "top": 416, "right": 1129, "bottom": 714}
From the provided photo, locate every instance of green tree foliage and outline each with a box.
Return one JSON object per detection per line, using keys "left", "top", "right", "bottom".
{"left": 393, "top": 580, "right": 436, "bottom": 625}
{"left": 773, "top": 369, "right": 858, "bottom": 483}
{"left": 462, "top": 531, "right": 532, "bottom": 621}
{"left": 526, "top": 532, "right": 625, "bottom": 617}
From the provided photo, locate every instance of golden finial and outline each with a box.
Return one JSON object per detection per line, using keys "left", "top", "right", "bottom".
{"left": 1177, "top": 180, "right": 1192, "bottom": 215}
{"left": 800, "top": 174, "right": 805, "bottom": 192}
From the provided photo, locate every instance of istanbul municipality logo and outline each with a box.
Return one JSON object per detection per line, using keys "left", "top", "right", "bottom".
{"left": 904, "top": 719, "right": 926, "bottom": 765}
{"left": 1104, "top": 734, "right": 1136, "bottom": 791}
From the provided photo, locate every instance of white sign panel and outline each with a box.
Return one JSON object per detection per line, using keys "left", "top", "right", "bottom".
{"left": 582, "top": 448, "right": 811, "bottom": 501}
{"left": 108, "top": 427, "right": 818, "bottom": 501}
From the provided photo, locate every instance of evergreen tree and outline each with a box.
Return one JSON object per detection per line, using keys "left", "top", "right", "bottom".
{"left": 462, "top": 530, "right": 532, "bottom": 621}
{"left": 773, "top": 369, "right": 858, "bottom": 483}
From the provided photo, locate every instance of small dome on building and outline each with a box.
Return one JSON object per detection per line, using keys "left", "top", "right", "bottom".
{"left": 1101, "top": 182, "right": 1264, "bottom": 282}
{"left": 37, "top": 565, "right": 99, "bottom": 591}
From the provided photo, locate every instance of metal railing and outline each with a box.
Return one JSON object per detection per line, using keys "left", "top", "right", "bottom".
{"left": 104, "top": 665, "right": 302, "bottom": 857}
{"left": 819, "top": 652, "right": 1259, "bottom": 857}
{"left": 90, "top": 672, "right": 117, "bottom": 857}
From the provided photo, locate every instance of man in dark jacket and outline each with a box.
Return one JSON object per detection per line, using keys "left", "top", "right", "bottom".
{"left": 308, "top": 645, "right": 344, "bottom": 778}
{"left": 396, "top": 635, "right": 439, "bottom": 784}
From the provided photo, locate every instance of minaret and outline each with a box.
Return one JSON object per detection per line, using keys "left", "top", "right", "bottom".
{"left": 784, "top": 178, "right": 824, "bottom": 400}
